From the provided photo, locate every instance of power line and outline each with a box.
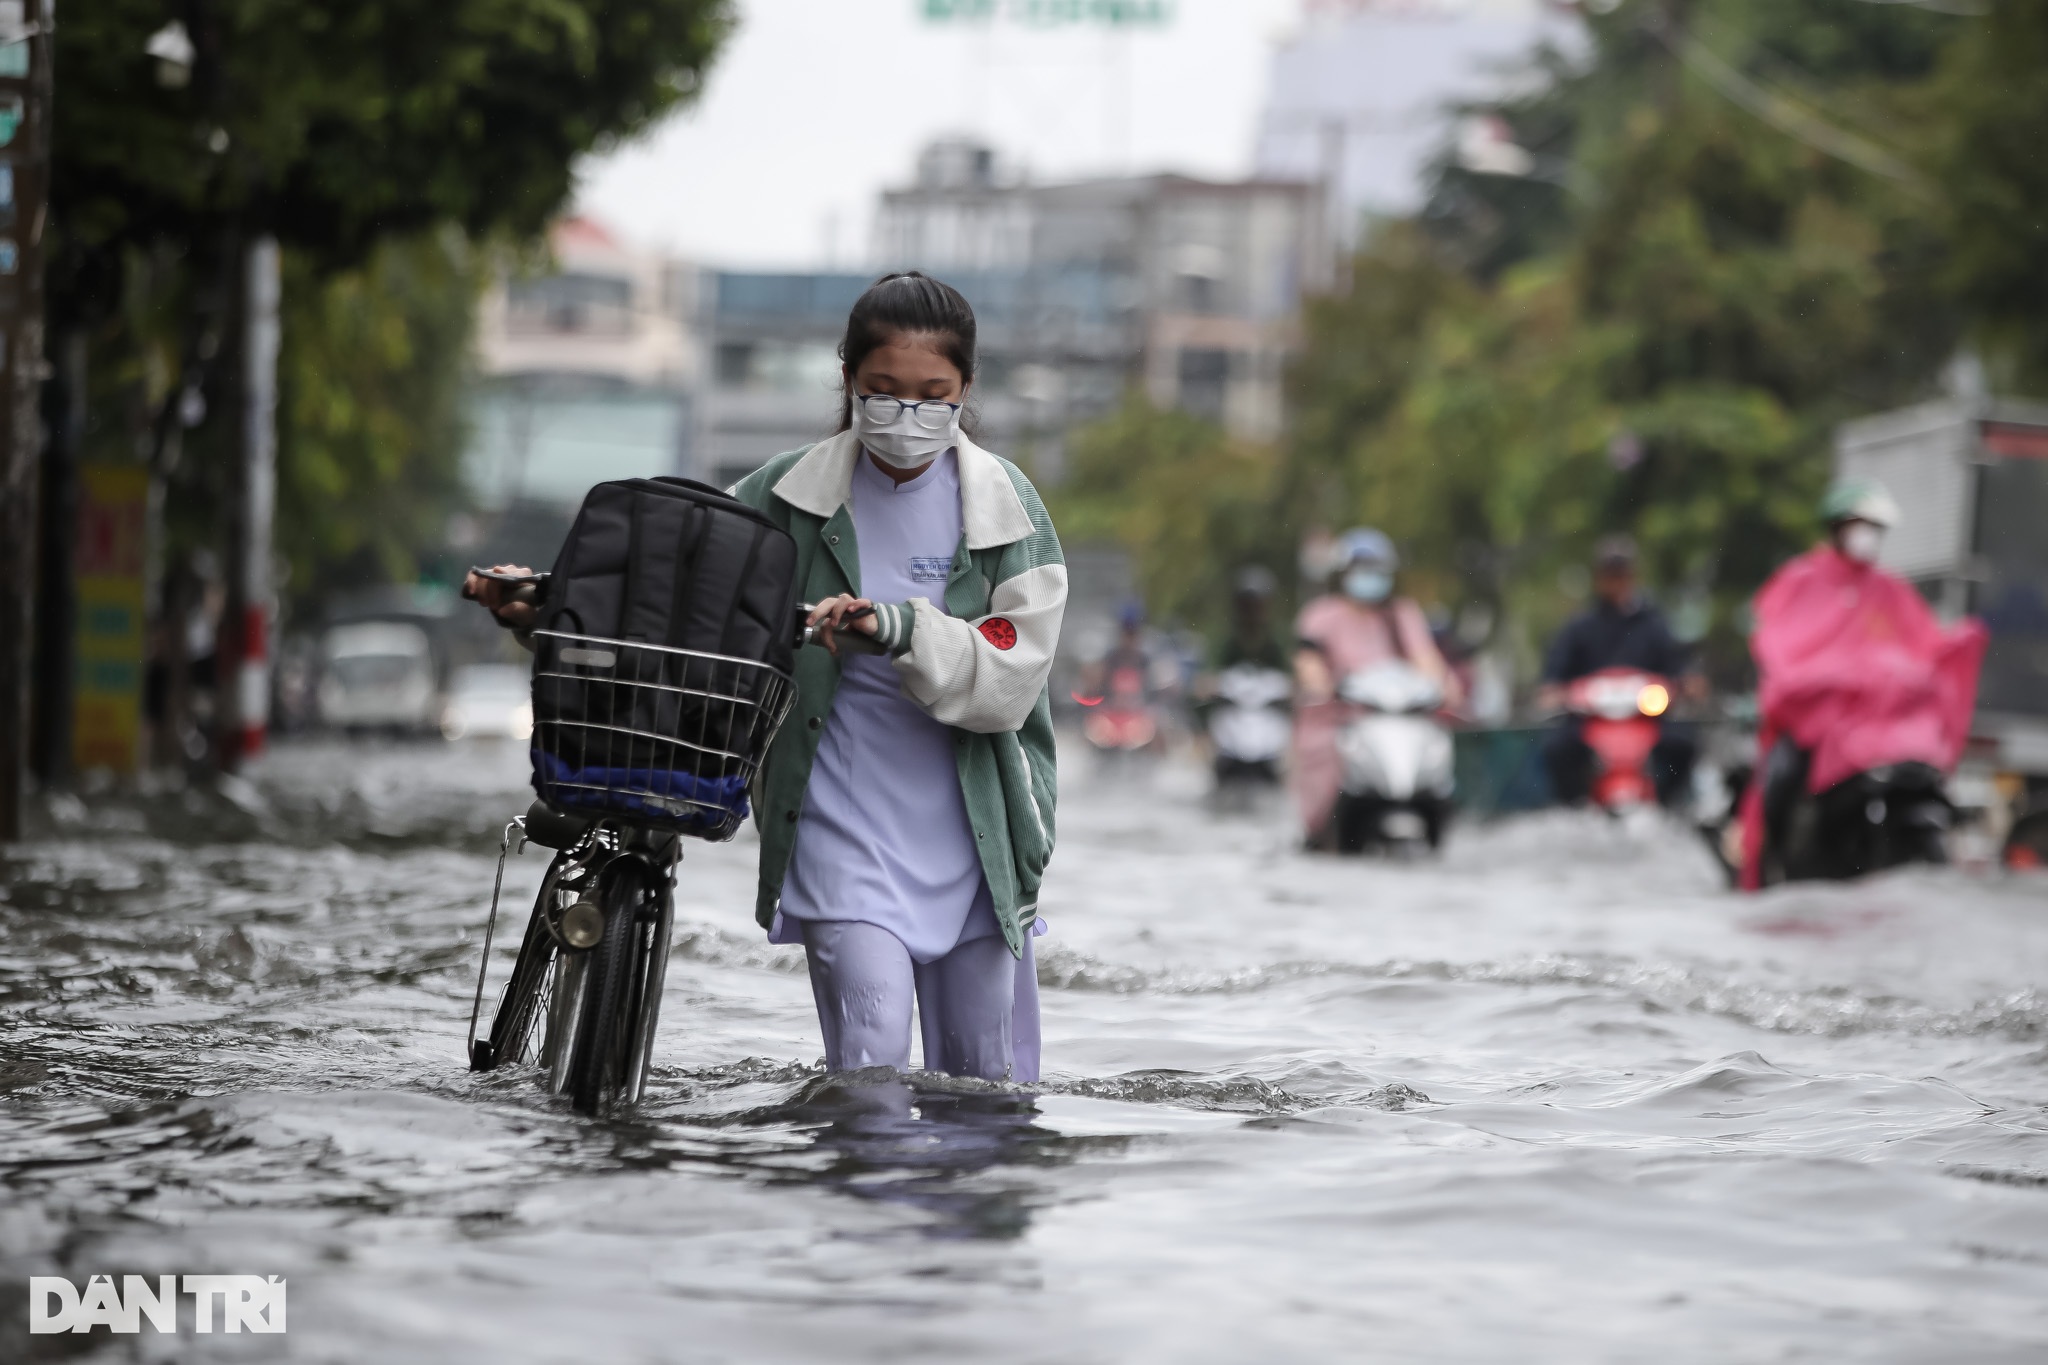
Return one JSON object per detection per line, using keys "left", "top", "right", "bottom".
{"left": 1651, "top": 23, "right": 1931, "bottom": 196}
{"left": 1841, "top": 0, "right": 1985, "bottom": 15}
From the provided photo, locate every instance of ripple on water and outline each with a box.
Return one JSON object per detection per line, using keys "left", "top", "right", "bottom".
{"left": 4, "top": 743, "right": 2048, "bottom": 1362}
{"left": 1032, "top": 939, "right": 2048, "bottom": 1043}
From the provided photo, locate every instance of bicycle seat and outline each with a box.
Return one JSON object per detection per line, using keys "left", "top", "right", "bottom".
{"left": 523, "top": 800, "right": 591, "bottom": 851}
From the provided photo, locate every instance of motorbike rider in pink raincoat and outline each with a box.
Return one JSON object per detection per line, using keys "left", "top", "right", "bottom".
{"left": 1736, "top": 479, "right": 1988, "bottom": 889}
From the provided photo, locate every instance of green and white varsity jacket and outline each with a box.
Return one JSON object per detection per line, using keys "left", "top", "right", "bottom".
{"left": 729, "top": 430, "right": 1066, "bottom": 960}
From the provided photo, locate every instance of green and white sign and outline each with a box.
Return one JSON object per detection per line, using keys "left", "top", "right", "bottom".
{"left": 922, "top": 0, "right": 1173, "bottom": 27}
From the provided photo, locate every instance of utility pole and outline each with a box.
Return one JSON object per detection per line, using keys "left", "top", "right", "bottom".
{"left": 0, "top": 0, "right": 50, "bottom": 840}
{"left": 218, "top": 236, "right": 278, "bottom": 771}
{"left": 1318, "top": 118, "right": 1349, "bottom": 292}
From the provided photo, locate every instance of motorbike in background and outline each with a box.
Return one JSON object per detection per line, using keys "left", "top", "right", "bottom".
{"left": 1563, "top": 668, "right": 1674, "bottom": 811}
{"left": 1333, "top": 662, "right": 1454, "bottom": 853}
{"left": 1744, "top": 747, "right": 1952, "bottom": 884}
{"left": 2005, "top": 806, "right": 2048, "bottom": 871}
{"left": 1207, "top": 663, "right": 1292, "bottom": 804}
{"left": 1077, "top": 661, "right": 1160, "bottom": 757}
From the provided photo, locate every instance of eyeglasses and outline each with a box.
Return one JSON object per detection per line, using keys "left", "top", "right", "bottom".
{"left": 854, "top": 392, "right": 961, "bottom": 430}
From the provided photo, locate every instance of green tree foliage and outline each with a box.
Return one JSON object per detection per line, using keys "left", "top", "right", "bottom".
{"left": 1071, "top": 0, "right": 2041, "bottom": 682}
{"left": 274, "top": 232, "right": 480, "bottom": 610}
{"left": 53, "top": 0, "right": 733, "bottom": 615}
{"left": 57, "top": 1, "right": 733, "bottom": 267}
{"left": 1928, "top": 3, "right": 2048, "bottom": 388}
{"left": 1320, "top": 0, "right": 1967, "bottom": 674}
{"left": 1055, "top": 397, "right": 1284, "bottom": 632}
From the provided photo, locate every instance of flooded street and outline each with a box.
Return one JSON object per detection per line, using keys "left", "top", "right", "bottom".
{"left": 5, "top": 737, "right": 2048, "bottom": 1362}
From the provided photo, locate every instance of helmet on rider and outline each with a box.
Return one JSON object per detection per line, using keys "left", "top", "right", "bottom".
{"left": 1819, "top": 478, "right": 1899, "bottom": 565}
{"left": 1818, "top": 477, "right": 1900, "bottom": 529}
{"left": 1336, "top": 528, "right": 1397, "bottom": 604}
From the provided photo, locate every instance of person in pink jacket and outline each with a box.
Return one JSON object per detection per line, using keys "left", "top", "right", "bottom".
{"left": 1736, "top": 479, "right": 1987, "bottom": 889}
{"left": 1291, "top": 528, "right": 1459, "bottom": 849}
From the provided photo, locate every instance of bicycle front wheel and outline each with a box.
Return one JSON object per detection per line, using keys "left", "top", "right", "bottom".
{"left": 566, "top": 860, "right": 662, "bottom": 1115}
{"left": 472, "top": 854, "right": 568, "bottom": 1072}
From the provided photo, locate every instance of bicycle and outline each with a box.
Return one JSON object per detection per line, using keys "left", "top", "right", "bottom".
{"left": 464, "top": 586, "right": 814, "bottom": 1115}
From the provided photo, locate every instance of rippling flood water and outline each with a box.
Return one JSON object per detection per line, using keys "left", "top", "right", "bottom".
{"left": 4, "top": 737, "right": 2047, "bottom": 1362}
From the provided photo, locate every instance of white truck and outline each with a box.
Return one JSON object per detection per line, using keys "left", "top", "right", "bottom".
{"left": 1834, "top": 397, "right": 2048, "bottom": 865}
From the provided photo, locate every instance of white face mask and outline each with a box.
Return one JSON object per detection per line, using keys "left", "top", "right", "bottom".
{"left": 1342, "top": 568, "right": 1393, "bottom": 603}
{"left": 850, "top": 391, "right": 961, "bottom": 470}
{"left": 1839, "top": 522, "right": 1884, "bottom": 564}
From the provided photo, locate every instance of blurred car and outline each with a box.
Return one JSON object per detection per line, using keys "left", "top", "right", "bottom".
{"left": 440, "top": 664, "right": 534, "bottom": 741}
{"left": 317, "top": 621, "right": 438, "bottom": 733}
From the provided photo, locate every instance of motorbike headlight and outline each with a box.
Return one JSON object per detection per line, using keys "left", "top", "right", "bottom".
{"left": 1637, "top": 683, "right": 1670, "bottom": 718}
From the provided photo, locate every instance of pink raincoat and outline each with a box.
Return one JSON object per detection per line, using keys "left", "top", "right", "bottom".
{"left": 1737, "top": 545, "right": 1987, "bottom": 890}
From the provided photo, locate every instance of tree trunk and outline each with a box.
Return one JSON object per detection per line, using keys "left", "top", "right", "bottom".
{"left": 30, "top": 324, "right": 82, "bottom": 786}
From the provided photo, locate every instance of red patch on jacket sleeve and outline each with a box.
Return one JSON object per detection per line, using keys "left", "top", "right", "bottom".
{"left": 978, "top": 617, "right": 1018, "bottom": 650}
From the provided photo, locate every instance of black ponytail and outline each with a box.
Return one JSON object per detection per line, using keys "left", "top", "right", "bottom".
{"left": 834, "top": 271, "right": 978, "bottom": 433}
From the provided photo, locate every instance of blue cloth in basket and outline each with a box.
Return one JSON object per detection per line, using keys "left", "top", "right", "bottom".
{"left": 531, "top": 749, "right": 750, "bottom": 830}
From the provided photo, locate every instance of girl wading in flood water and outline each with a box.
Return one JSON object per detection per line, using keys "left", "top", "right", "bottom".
{"left": 468, "top": 272, "right": 1065, "bottom": 1082}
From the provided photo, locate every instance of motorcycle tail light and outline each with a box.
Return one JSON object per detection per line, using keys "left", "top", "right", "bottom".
{"left": 1637, "top": 683, "right": 1670, "bottom": 718}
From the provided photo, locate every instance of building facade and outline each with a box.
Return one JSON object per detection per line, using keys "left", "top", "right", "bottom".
{"left": 873, "top": 137, "right": 1329, "bottom": 453}
{"left": 693, "top": 271, "right": 871, "bottom": 492}
{"left": 467, "top": 218, "right": 698, "bottom": 556}
{"left": 692, "top": 138, "right": 1330, "bottom": 494}
{"left": 468, "top": 150, "right": 1331, "bottom": 535}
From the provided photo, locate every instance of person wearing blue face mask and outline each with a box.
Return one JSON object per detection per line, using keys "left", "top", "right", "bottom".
{"left": 1290, "top": 528, "right": 1460, "bottom": 849}
{"left": 1343, "top": 563, "right": 1394, "bottom": 604}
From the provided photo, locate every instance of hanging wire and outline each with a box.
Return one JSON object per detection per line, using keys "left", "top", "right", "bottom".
{"left": 1648, "top": 22, "right": 1932, "bottom": 197}
{"left": 1842, "top": 0, "right": 1985, "bottom": 14}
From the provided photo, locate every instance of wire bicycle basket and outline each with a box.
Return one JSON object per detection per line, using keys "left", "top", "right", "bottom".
{"left": 528, "top": 629, "right": 796, "bottom": 841}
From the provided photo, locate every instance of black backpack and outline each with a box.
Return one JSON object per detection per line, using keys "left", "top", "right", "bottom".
{"left": 528, "top": 477, "right": 800, "bottom": 824}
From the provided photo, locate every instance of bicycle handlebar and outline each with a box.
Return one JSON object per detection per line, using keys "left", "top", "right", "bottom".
{"left": 795, "top": 602, "right": 884, "bottom": 655}
{"left": 469, "top": 574, "right": 875, "bottom": 654}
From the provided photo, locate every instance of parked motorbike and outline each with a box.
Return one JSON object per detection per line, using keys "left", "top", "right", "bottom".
{"left": 1563, "top": 668, "right": 1674, "bottom": 810}
{"left": 1208, "top": 663, "right": 1292, "bottom": 798}
{"left": 1333, "top": 662, "right": 1454, "bottom": 852}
